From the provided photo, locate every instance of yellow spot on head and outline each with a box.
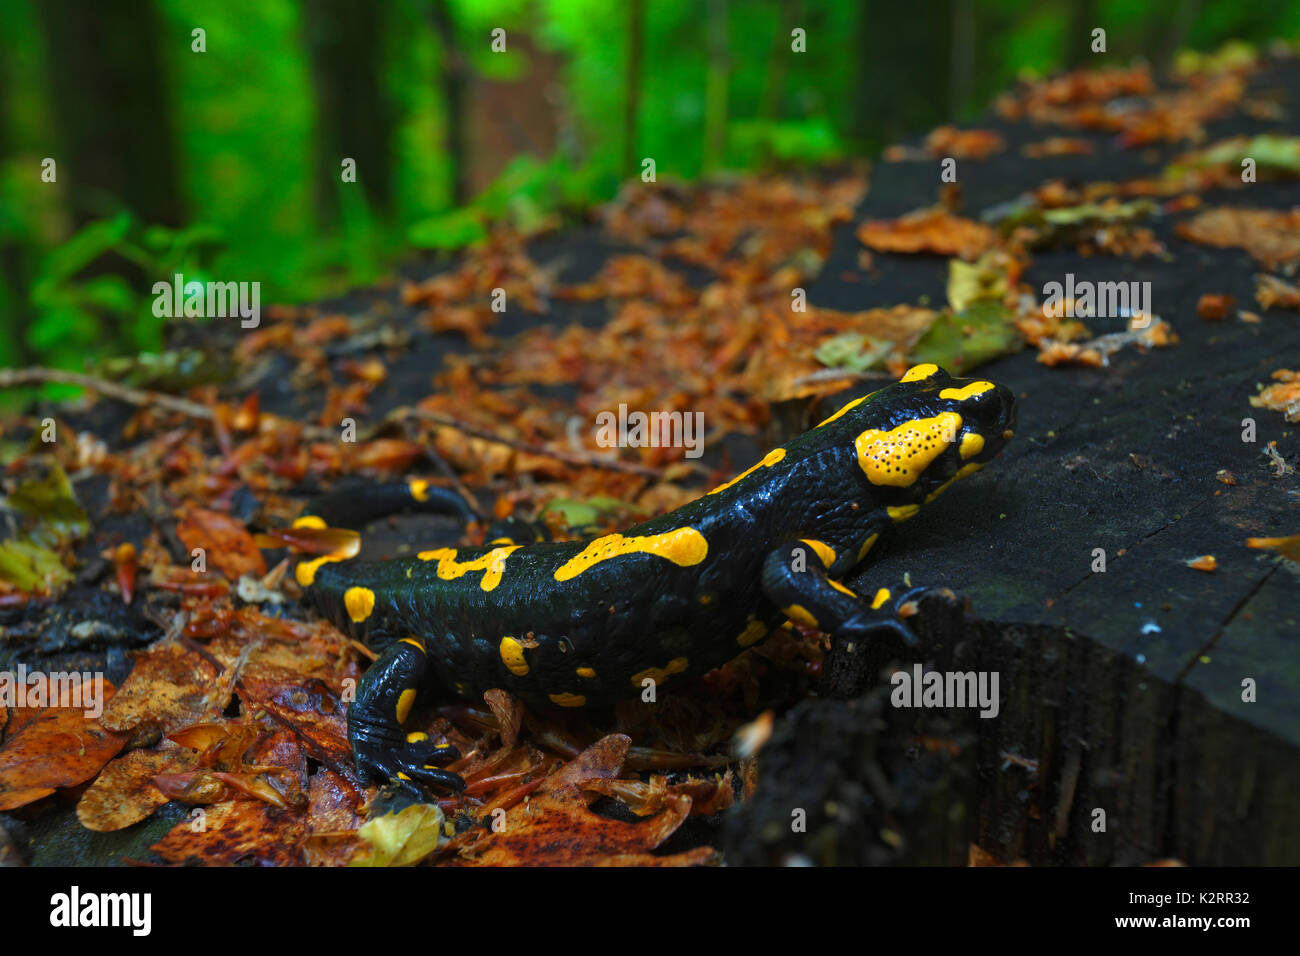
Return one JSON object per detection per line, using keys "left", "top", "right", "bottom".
{"left": 400, "top": 637, "right": 426, "bottom": 653}
{"left": 783, "top": 604, "right": 820, "bottom": 629}
{"left": 855, "top": 412, "right": 962, "bottom": 487}
{"left": 816, "top": 395, "right": 867, "bottom": 428}
{"left": 630, "top": 657, "right": 689, "bottom": 686}
{"left": 939, "top": 381, "right": 995, "bottom": 401}
{"left": 857, "top": 533, "right": 880, "bottom": 562}
{"left": 396, "top": 688, "right": 417, "bottom": 724}
{"left": 549, "top": 692, "right": 586, "bottom": 708}
{"left": 871, "top": 588, "right": 892, "bottom": 609}
{"left": 554, "top": 527, "right": 708, "bottom": 582}
{"left": 344, "top": 586, "right": 376, "bottom": 623}
{"left": 708, "top": 448, "right": 787, "bottom": 495}
{"left": 499, "top": 637, "right": 530, "bottom": 677}
{"left": 800, "top": 539, "right": 837, "bottom": 568}
{"left": 292, "top": 515, "right": 327, "bottom": 530}
{"left": 417, "top": 545, "right": 522, "bottom": 592}
{"left": 888, "top": 504, "right": 920, "bottom": 522}
{"left": 736, "top": 619, "right": 768, "bottom": 647}
{"left": 900, "top": 364, "right": 940, "bottom": 383}
{"left": 576, "top": 666, "right": 596, "bottom": 679}
{"left": 406, "top": 732, "right": 429, "bottom": 743}
{"left": 408, "top": 478, "right": 430, "bottom": 502}
{"left": 960, "top": 431, "right": 985, "bottom": 460}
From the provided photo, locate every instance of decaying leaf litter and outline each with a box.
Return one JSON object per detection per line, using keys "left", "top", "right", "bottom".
{"left": 2, "top": 49, "right": 1300, "bottom": 865}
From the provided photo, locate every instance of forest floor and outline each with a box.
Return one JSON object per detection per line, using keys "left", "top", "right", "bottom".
{"left": 2, "top": 51, "right": 1299, "bottom": 866}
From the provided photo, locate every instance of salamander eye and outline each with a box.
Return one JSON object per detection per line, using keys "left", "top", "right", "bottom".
{"left": 943, "top": 380, "right": 1016, "bottom": 440}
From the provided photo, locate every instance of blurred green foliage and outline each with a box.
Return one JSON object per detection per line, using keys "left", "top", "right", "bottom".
{"left": 1, "top": 0, "right": 1298, "bottom": 394}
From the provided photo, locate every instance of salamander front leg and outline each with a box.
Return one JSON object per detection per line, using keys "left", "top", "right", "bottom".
{"left": 761, "top": 542, "right": 926, "bottom": 648}
{"left": 348, "top": 637, "right": 466, "bottom": 798}
{"left": 762, "top": 543, "right": 944, "bottom": 696}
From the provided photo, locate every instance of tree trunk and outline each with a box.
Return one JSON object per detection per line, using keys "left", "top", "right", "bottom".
{"left": 428, "top": 0, "right": 469, "bottom": 205}
{"left": 35, "top": 0, "right": 182, "bottom": 227}
{"left": 623, "top": 0, "right": 645, "bottom": 178}
{"left": 703, "top": 0, "right": 730, "bottom": 173}
{"left": 303, "top": 0, "right": 395, "bottom": 223}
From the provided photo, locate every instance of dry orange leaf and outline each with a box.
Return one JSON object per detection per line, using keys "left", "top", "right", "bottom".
{"left": 1196, "top": 293, "right": 1235, "bottom": 320}
{"left": 176, "top": 507, "right": 267, "bottom": 580}
{"left": 101, "top": 640, "right": 228, "bottom": 736}
{"left": 1246, "top": 535, "right": 1300, "bottom": 563}
{"left": 857, "top": 208, "right": 995, "bottom": 260}
{"left": 1022, "top": 137, "right": 1096, "bottom": 157}
{"left": 925, "top": 126, "right": 1006, "bottom": 159}
{"left": 151, "top": 799, "right": 309, "bottom": 866}
{"left": 1255, "top": 274, "right": 1300, "bottom": 310}
{"left": 1175, "top": 208, "right": 1300, "bottom": 269}
{"left": 446, "top": 735, "right": 714, "bottom": 866}
{"left": 76, "top": 745, "right": 198, "bottom": 832}
{"left": 1248, "top": 369, "right": 1300, "bottom": 423}
{"left": 0, "top": 681, "right": 126, "bottom": 811}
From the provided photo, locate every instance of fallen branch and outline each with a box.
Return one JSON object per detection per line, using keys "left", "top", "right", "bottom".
{"left": 0, "top": 367, "right": 215, "bottom": 420}
{"left": 400, "top": 408, "right": 667, "bottom": 479}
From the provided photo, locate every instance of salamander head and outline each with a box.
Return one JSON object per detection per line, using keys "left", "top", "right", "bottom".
{"left": 818, "top": 363, "right": 1016, "bottom": 505}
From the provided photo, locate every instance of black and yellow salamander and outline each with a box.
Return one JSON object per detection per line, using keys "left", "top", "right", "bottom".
{"left": 297, "top": 363, "right": 1016, "bottom": 795}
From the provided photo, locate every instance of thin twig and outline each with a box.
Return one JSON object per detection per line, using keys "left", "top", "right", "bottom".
{"left": 400, "top": 407, "right": 665, "bottom": 478}
{"left": 0, "top": 367, "right": 215, "bottom": 420}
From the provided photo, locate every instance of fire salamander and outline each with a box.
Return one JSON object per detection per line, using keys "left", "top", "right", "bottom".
{"left": 298, "top": 364, "right": 1016, "bottom": 795}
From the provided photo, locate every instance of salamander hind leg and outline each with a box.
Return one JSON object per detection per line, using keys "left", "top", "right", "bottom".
{"left": 348, "top": 637, "right": 466, "bottom": 797}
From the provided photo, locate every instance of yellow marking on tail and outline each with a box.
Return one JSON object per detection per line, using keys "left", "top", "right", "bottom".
{"left": 631, "top": 657, "right": 689, "bottom": 686}
{"left": 829, "top": 579, "right": 857, "bottom": 598}
{"left": 736, "top": 619, "right": 768, "bottom": 647}
{"left": 344, "top": 586, "right": 376, "bottom": 623}
{"left": 499, "top": 637, "right": 530, "bottom": 677}
{"left": 417, "top": 545, "right": 522, "bottom": 592}
{"left": 783, "top": 604, "right": 819, "bottom": 629}
{"left": 396, "top": 688, "right": 417, "bottom": 724}
{"left": 800, "top": 539, "right": 837, "bottom": 568}
{"left": 296, "top": 554, "right": 346, "bottom": 587}
{"left": 857, "top": 533, "right": 880, "bottom": 562}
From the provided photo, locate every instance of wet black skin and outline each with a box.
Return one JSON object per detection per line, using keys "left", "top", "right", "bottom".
{"left": 303, "top": 365, "right": 1016, "bottom": 795}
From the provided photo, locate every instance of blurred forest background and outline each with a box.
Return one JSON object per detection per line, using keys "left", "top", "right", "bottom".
{"left": 1, "top": 0, "right": 1298, "bottom": 385}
